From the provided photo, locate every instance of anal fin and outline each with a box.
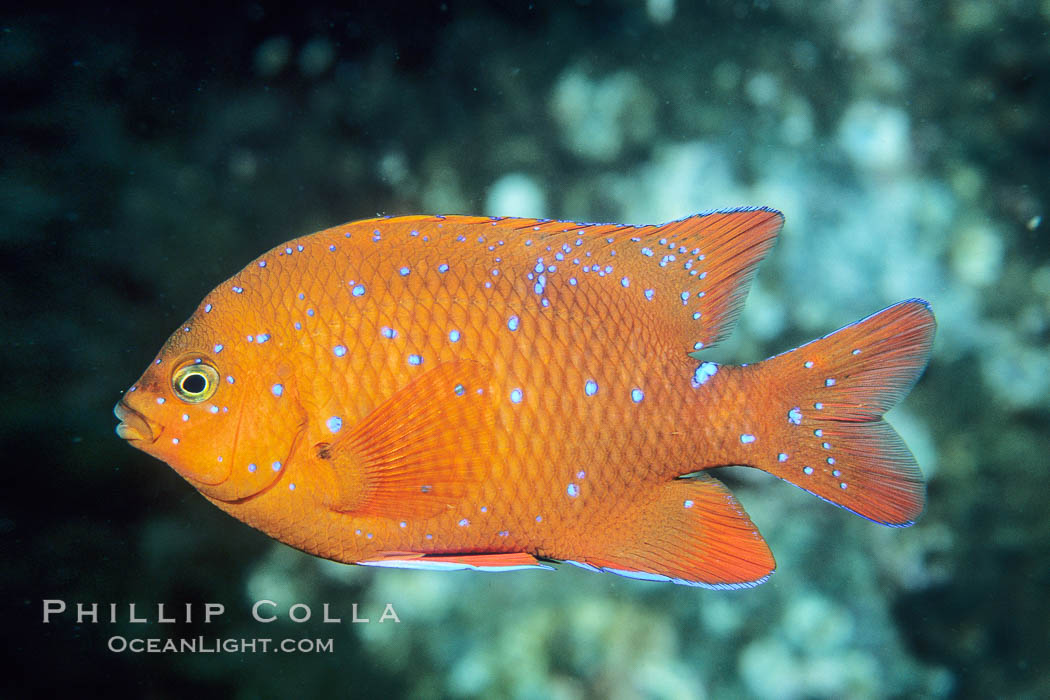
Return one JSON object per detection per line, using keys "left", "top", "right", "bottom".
{"left": 579, "top": 475, "right": 775, "bottom": 588}
{"left": 318, "top": 361, "right": 495, "bottom": 519}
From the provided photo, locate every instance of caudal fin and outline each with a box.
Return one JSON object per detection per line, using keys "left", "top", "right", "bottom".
{"left": 748, "top": 299, "right": 936, "bottom": 526}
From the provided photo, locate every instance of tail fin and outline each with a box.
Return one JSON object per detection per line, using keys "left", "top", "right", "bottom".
{"left": 749, "top": 299, "right": 936, "bottom": 526}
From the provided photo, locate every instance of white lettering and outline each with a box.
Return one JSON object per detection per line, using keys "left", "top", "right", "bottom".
{"left": 42, "top": 599, "right": 66, "bottom": 623}
{"left": 379, "top": 604, "right": 400, "bottom": 623}
{"left": 289, "top": 603, "right": 311, "bottom": 623}
{"left": 322, "top": 603, "right": 341, "bottom": 623}
{"left": 157, "top": 603, "right": 175, "bottom": 624}
{"left": 252, "top": 600, "right": 277, "bottom": 623}
{"left": 129, "top": 603, "right": 146, "bottom": 623}
{"left": 77, "top": 602, "right": 98, "bottom": 624}
{"left": 204, "top": 603, "right": 225, "bottom": 623}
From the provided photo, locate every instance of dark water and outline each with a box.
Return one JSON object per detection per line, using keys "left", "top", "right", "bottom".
{"left": 4, "top": 2, "right": 1048, "bottom": 697}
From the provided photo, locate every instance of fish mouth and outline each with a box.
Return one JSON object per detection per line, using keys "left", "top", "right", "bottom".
{"left": 114, "top": 400, "right": 159, "bottom": 443}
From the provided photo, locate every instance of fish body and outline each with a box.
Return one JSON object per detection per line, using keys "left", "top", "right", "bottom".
{"left": 115, "top": 210, "right": 935, "bottom": 588}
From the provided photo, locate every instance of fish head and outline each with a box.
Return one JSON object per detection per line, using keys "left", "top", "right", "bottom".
{"left": 115, "top": 301, "right": 307, "bottom": 502}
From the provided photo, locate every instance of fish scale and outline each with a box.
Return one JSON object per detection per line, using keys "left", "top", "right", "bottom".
{"left": 115, "top": 209, "right": 935, "bottom": 588}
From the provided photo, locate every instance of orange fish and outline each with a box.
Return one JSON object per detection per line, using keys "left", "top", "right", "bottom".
{"left": 114, "top": 210, "right": 935, "bottom": 588}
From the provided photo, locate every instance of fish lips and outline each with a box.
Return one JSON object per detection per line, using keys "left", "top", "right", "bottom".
{"left": 114, "top": 399, "right": 159, "bottom": 443}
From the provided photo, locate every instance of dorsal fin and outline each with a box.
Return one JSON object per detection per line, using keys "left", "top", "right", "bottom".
{"left": 315, "top": 209, "right": 782, "bottom": 352}
{"left": 484, "top": 208, "right": 783, "bottom": 350}
{"left": 647, "top": 209, "right": 782, "bottom": 349}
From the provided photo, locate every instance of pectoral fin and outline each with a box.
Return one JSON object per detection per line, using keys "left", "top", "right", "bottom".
{"left": 317, "top": 360, "right": 495, "bottom": 519}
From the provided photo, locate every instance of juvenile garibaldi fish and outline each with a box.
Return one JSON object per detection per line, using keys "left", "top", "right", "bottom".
{"left": 115, "top": 210, "right": 935, "bottom": 588}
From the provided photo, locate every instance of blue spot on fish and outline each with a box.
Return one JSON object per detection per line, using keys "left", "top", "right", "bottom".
{"left": 449, "top": 329, "right": 461, "bottom": 343}
{"left": 692, "top": 362, "right": 718, "bottom": 387}
{"left": 333, "top": 345, "right": 347, "bottom": 357}
{"left": 271, "top": 384, "right": 283, "bottom": 397}
{"left": 408, "top": 354, "right": 423, "bottom": 366}
{"left": 534, "top": 275, "right": 547, "bottom": 295}
{"left": 508, "top": 315, "right": 520, "bottom": 331}
{"left": 788, "top": 407, "right": 802, "bottom": 425}
{"left": 327, "top": 416, "right": 343, "bottom": 433}
{"left": 740, "top": 433, "right": 756, "bottom": 444}
{"left": 510, "top": 388, "right": 523, "bottom": 404}
{"left": 585, "top": 380, "right": 598, "bottom": 396}
{"left": 352, "top": 284, "right": 366, "bottom": 297}
{"left": 631, "top": 388, "right": 644, "bottom": 403}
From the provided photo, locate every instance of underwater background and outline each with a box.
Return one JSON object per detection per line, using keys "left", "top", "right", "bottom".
{"left": 3, "top": 1, "right": 1048, "bottom": 697}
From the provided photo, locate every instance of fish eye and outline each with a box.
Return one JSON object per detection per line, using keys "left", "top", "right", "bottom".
{"left": 172, "top": 361, "right": 220, "bottom": 403}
